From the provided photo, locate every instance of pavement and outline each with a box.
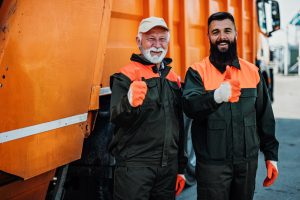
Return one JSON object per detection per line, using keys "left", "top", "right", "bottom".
{"left": 272, "top": 74, "right": 300, "bottom": 119}
{"left": 255, "top": 73, "right": 300, "bottom": 200}
{"left": 177, "top": 73, "right": 300, "bottom": 200}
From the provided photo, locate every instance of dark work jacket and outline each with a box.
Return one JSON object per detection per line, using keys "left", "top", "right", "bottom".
{"left": 182, "top": 57, "right": 279, "bottom": 164}
{"left": 109, "top": 54, "right": 187, "bottom": 173}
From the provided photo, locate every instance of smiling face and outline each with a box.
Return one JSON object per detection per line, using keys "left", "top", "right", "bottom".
{"left": 208, "top": 19, "right": 237, "bottom": 53}
{"left": 136, "top": 26, "right": 169, "bottom": 64}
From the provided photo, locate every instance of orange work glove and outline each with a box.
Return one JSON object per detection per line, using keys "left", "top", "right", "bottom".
{"left": 175, "top": 174, "right": 186, "bottom": 196}
{"left": 127, "top": 68, "right": 147, "bottom": 107}
{"left": 263, "top": 160, "right": 278, "bottom": 187}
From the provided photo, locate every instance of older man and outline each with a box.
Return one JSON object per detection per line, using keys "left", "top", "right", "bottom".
{"left": 109, "top": 16, "right": 187, "bottom": 200}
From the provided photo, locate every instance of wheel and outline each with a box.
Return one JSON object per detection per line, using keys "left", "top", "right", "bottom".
{"left": 46, "top": 165, "right": 69, "bottom": 200}
{"left": 183, "top": 115, "right": 196, "bottom": 186}
{"left": 46, "top": 95, "right": 115, "bottom": 200}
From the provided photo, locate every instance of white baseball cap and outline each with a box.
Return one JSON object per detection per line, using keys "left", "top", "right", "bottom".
{"left": 138, "top": 16, "right": 169, "bottom": 33}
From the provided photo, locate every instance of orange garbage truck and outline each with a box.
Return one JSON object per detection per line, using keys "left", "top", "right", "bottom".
{"left": 0, "top": 0, "right": 280, "bottom": 199}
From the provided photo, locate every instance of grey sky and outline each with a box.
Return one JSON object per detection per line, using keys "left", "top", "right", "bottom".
{"left": 277, "top": 0, "right": 300, "bottom": 26}
{"left": 269, "top": 0, "right": 300, "bottom": 45}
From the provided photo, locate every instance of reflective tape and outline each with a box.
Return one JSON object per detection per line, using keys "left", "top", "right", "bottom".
{"left": 0, "top": 113, "right": 88, "bottom": 143}
{"left": 100, "top": 87, "right": 111, "bottom": 96}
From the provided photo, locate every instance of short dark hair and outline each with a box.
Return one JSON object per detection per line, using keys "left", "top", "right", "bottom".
{"left": 208, "top": 12, "right": 236, "bottom": 28}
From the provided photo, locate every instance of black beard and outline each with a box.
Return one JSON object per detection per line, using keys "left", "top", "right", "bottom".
{"left": 209, "top": 38, "right": 238, "bottom": 69}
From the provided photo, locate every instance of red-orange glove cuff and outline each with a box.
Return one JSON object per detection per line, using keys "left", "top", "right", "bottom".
{"left": 263, "top": 160, "right": 278, "bottom": 187}
{"left": 175, "top": 174, "right": 186, "bottom": 196}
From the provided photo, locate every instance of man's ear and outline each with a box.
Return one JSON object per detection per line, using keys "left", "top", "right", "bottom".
{"left": 136, "top": 36, "right": 141, "bottom": 46}
{"left": 136, "top": 37, "right": 142, "bottom": 51}
{"left": 207, "top": 25, "right": 211, "bottom": 40}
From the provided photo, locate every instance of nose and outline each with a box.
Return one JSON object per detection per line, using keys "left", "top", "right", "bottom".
{"left": 219, "top": 31, "right": 227, "bottom": 40}
{"left": 152, "top": 40, "right": 162, "bottom": 48}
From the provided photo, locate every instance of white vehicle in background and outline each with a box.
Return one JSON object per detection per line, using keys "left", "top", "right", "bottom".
{"left": 282, "top": 11, "right": 300, "bottom": 75}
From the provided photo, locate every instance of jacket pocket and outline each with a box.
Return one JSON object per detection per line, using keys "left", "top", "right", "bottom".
{"left": 206, "top": 120, "right": 227, "bottom": 160}
{"left": 240, "top": 89, "right": 257, "bottom": 113}
{"left": 142, "top": 79, "right": 159, "bottom": 109}
{"left": 244, "top": 112, "right": 259, "bottom": 157}
{"left": 240, "top": 89, "right": 257, "bottom": 98}
{"left": 167, "top": 81, "right": 181, "bottom": 105}
{"left": 146, "top": 79, "right": 159, "bottom": 100}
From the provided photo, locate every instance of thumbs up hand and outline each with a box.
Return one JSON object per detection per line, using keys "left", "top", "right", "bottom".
{"left": 127, "top": 68, "right": 147, "bottom": 107}
{"left": 214, "top": 67, "right": 241, "bottom": 103}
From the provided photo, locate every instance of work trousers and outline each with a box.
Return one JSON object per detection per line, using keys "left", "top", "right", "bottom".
{"left": 196, "top": 159, "right": 258, "bottom": 200}
{"left": 113, "top": 162, "right": 177, "bottom": 200}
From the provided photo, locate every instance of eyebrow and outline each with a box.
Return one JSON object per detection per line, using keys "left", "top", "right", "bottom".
{"left": 211, "top": 28, "right": 220, "bottom": 33}
{"left": 211, "top": 27, "right": 233, "bottom": 32}
{"left": 146, "top": 34, "right": 167, "bottom": 38}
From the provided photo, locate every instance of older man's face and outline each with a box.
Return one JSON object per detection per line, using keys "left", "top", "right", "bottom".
{"left": 137, "top": 26, "right": 169, "bottom": 64}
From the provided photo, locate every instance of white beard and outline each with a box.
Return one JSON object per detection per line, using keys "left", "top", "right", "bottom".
{"left": 141, "top": 47, "right": 167, "bottom": 64}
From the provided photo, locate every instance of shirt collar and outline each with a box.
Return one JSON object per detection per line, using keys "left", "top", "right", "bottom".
{"left": 160, "top": 62, "right": 165, "bottom": 70}
{"left": 209, "top": 56, "right": 241, "bottom": 73}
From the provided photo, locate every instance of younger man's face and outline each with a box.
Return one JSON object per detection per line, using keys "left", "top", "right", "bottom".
{"left": 208, "top": 19, "right": 237, "bottom": 53}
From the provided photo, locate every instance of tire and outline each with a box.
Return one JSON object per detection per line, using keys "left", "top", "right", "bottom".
{"left": 46, "top": 95, "right": 115, "bottom": 200}
{"left": 262, "top": 71, "right": 273, "bottom": 102}
{"left": 183, "top": 115, "right": 196, "bottom": 186}
{"left": 46, "top": 165, "right": 69, "bottom": 200}
{"left": 269, "top": 68, "right": 274, "bottom": 102}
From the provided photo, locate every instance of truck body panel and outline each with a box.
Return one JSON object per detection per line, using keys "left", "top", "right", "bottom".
{"left": 0, "top": 0, "right": 112, "bottom": 179}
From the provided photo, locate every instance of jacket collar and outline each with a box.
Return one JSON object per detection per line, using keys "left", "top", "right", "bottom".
{"left": 209, "top": 55, "right": 240, "bottom": 73}
{"left": 130, "top": 54, "right": 172, "bottom": 75}
{"left": 130, "top": 53, "right": 172, "bottom": 66}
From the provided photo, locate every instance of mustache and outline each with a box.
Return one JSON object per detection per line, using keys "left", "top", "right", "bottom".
{"left": 149, "top": 47, "right": 165, "bottom": 52}
{"left": 215, "top": 40, "right": 230, "bottom": 45}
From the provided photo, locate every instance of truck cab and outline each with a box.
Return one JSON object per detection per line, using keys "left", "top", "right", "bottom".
{"left": 256, "top": 0, "right": 281, "bottom": 101}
